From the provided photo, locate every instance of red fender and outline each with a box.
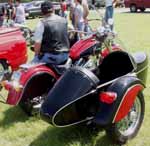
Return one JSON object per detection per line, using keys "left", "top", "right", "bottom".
{"left": 113, "top": 84, "right": 144, "bottom": 123}
{"left": 6, "top": 65, "right": 58, "bottom": 105}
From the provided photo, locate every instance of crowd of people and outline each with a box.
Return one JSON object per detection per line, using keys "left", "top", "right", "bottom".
{"left": 32, "top": 0, "right": 115, "bottom": 64}
{"left": 0, "top": 0, "right": 26, "bottom": 27}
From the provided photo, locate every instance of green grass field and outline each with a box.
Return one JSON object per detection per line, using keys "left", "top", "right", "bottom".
{"left": 0, "top": 10, "right": 150, "bottom": 146}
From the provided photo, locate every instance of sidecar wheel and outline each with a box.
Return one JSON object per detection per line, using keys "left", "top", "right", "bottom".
{"left": 106, "top": 92, "right": 145, "bottom": 145}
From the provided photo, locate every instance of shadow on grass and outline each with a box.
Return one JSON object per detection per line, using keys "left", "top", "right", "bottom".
{"left": 94, "top": 135, "right": 119, "bottom": 146}
{"left": 121, "top": 11, "right": 150, "bottom": 14}
{"left": 0, "top": 106, "right": 29, "bottom": 128}
{"left": 29, "top": 125, "right": 119, "bottom": 146}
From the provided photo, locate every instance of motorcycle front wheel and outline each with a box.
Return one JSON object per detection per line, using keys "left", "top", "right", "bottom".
{"left": 106, "top": 92, "right": 145, "bottom": 145}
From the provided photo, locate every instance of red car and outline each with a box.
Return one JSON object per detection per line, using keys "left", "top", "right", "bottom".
{"left": 0, "top": 27, "right": 27, "bottom": 81}
{"left": 124, "top": 0, "right": 150, "bottom": 12}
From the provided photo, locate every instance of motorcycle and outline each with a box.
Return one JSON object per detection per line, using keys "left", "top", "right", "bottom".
{"left": 40, "top": 27, "right": 148, "bottom": 144}
{"left": 0, "top": 21, "right": 121, "bottom": 116}
{"left": 0, "top": 26, "right": 28, "bottom": 83}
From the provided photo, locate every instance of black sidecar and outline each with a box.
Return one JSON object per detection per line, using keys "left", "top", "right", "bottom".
{"left": 40, "top": 50, "right": 148, "bottom": 144}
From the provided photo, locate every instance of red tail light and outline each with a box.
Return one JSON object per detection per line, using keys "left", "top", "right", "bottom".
{"left": 99, "top": 92, "right": 117, "bottom": 104}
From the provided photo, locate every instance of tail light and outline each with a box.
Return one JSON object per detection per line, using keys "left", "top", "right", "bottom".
{"left": 99, "top": 92, "right": 117, "bottom": 104}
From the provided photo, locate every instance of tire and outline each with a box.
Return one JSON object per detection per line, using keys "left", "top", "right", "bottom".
{"left": 140, "top": 8, "right": 145, "bottom": 12}
{"left": 19, "top": 93, "right": 47, "bottom": 116}
{"left": 19, "top": 76, "right": 56, "bottom": 116}
{"left": 130, "top": 4, "right": 137, "bottom": 12}
{"left": 106, "top": 92, "right": 145, "bottom": 145}
{"left": 0, "top": 60, "right": 9, "bottom": 81}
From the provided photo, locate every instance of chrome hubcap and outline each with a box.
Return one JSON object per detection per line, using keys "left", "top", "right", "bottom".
{"left": 117, "top": 97, "right": 141, "bottom": 136}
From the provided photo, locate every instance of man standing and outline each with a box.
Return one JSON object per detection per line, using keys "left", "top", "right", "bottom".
{"left": 6, "top": 0, "right": 15, "bottom": 21}
{"left": 0, "top": 4, "right": 6, "bottom": 26}
{"left": 82, "top": 0, "right": 89, "bottom": 32}
{"left": 15, "top": 0, "right": 26, "bottom": 24}
{"left": 105, "top": 0, "right": 116, "bottom": 30}
{"left": 32, "top": 1, "right": 69, "bottom": 64}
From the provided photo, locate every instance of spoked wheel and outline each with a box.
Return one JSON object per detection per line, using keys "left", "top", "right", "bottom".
{"left": 130, "top": 4, "right": 137, "bottom": 12}
{"left": 19, "top": 94, "right": 47, "bottom": 116}
{"left": 0, "top": 60, "right": 8, "bottom": 81}
{"left": 106, "top": 92, "right": 145, "bottom": 145}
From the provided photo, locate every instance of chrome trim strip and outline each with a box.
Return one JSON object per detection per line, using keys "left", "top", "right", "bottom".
{"left": 52, "top": 73, "right": 135, "bottom": 127}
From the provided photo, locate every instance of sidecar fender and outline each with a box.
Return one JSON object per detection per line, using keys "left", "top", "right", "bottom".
{"left": 6, "top": 65, "right": 57, "bottom": 105}
{"left": 94, "top": 75, "right": 144, "bottom": 126}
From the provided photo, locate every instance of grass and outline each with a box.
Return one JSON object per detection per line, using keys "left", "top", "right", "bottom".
{"left": 0, "top": 9, "right": 150, "bottom": 146}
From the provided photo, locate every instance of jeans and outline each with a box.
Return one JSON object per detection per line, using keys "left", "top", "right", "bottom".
{"left": 76, "top": 21, "right": 84, "bottom": 40}
{"left": 0, "top": 16, "right": 4, "bottom": 26}
{"left": 105, "top": 6, "right": 114, "bottom": 30}
{"left": 32, "top": 53, "right": 68, "bottom": 65}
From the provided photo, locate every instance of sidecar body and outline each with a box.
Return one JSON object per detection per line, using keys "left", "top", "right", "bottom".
{"left": 40, "top": 50, "right": 148, "bottom": 127}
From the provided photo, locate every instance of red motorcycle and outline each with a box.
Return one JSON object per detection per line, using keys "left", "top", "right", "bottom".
{"left": 0, "top": 24, "right": 121, "bottom": 115}
{"left": 0, "top": 26, "right": 27, "bottom": 82}
{"left": 40, "top": 31, "right": 148, "bottom": 144}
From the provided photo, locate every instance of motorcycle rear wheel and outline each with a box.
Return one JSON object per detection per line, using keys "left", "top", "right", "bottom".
{"left": 106, "top": 92, "right": 145, "bottom": 145}
{"left": 19, "top": 93, "right": 48, "bottom": 116}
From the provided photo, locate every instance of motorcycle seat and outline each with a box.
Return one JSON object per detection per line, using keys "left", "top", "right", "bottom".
{"left": 46, "top": 58, "right": 72, "bottom": 76}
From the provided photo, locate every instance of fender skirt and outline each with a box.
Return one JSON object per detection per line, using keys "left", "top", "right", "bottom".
{"left": 94, "top": 76, "right": 144, "bottom": 126}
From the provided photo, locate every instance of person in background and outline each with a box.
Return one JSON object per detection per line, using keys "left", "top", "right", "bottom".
{"left": 6, "top": 0, "right": 15, "bottom": 22}
{"left": 74, "top": 0, "right": 84, "bottom": 39}
{"left": 14, "top": 0, "right": 26, "bottom": 24}
{"left": 104, "top": 0, "right": 116, "bottom": 30}
{"left": 32, "top": 1, "right": 69, "bottom": 64}
{"left": 69, "top": 0, "right": 89, "bottom": 35}
{"left": 60, "top": 0, "right": 67, "bottom": 18}
{"left": 0, "top": 4, "right": 6, "bottom": 26}
{"left": 69, "top": 0, "right": 75, "bottom": 26}
{"left": 82, "top": 0, "right": 89, "bottom": 32}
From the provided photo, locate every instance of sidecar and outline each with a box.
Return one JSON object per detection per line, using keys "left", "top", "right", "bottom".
{"left": 0, "top": 27, "right": 27, "bottom": 80}
{"left": 40, "top": 50, "right": 148, "bottom": 144}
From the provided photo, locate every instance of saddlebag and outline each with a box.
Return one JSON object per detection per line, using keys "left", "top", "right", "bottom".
{"left": 40, "top": 66, "right": 99, "bottom": 127}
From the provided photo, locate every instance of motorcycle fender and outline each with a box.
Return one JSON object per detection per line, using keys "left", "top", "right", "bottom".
{"left": 94, "top": 76, "right": 144, "bottom": 126}
{"left": 6, "top": 66, "right": 57, "bottom": 105}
